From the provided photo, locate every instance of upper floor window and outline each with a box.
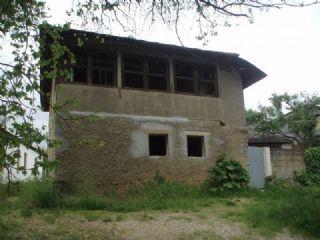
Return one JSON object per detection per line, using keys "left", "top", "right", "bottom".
{"left": 69, "top": 51, "right": 116, "bottom": 87}
{"left": 123, "top": 55, "right": 169, "bottom": 91}
{"left": 174, "top": 61, "right": 218, "bottom": 97}
{"left": 71, "top": 52, "right": 88, "bottom": 84}
{"left": 92, "top": 53, "right": 116, "bottom": 86}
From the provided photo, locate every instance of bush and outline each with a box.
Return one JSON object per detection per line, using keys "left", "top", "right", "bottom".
{"left": 19, "top": 180, "right": 60, "bottom": 208}
{"left": 295, "top": 147, "right": 320, "bottom": 186}
{"left": 206, "top": 154, "right": 249, "bottom": 195}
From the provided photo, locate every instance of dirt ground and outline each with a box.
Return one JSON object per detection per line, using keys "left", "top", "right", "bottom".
{"left": 5, "top": 208, "right": 308, "bottom": 240}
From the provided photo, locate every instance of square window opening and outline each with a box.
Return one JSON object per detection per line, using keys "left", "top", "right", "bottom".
{"left": 187, "top": 136, "right": 204, "bottom": 157}
{"left": 149, "top": 134, "right": 168, "bottom": 156}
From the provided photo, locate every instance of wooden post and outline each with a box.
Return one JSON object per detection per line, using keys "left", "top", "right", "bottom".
{"left": 117, "top": 51, "right": 122, "bottom": 98}
{"left": 169, "top": 58, "right": 174, "bottom": 93}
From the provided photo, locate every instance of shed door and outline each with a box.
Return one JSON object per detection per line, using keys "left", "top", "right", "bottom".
{"left": 248, "top": 146, "right": 265, "bottom": 188}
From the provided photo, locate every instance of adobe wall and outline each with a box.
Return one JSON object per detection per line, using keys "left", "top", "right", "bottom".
{"left": 270, "top": 148, "right": 305, "bottom": 179}
{"left": 52, "top": 65, "right": 248, "bottom": 189}
{"left": 55, "top": 116, "right": 247, "bottom": 190}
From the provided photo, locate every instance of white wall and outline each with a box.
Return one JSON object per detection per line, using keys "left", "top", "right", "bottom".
{"left": 1, "top": 145, "right": 43, "bottom": 182}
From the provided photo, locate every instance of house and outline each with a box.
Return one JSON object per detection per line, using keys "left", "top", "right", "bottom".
{"left": 0, "top": 144, "right": 44, "bottom": 182}
{"left": 41, "top": 28, "right": 266, "bottom": 190}
{"left": 0, "top": 117, "right": 44, "bottom": 182}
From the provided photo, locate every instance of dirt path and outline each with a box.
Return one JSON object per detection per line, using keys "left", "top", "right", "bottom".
{"left": 12, "top": 209, "right": 307, "bottom": 240}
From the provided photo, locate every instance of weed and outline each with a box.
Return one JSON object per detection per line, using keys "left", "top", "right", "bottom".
{"left": 43, "top": 214, "right": 57, "bottom": 224}
{"left": 83, "top": 212, "right": 100, "bottom": 222}
{"left": 115, "top": 214, "right": 125, "bottom": 221}
{"left": 20, "top": 208, "right": 33, "bottom": 218}
{"left": 102, "top": 216, "right": 113, "bottom": 222}
{"left": 167, "top": 215, "right": 192, "bottom": 222}
{"left": 236, "top": 185, "right": 320, "bottom": 238}
{"left": 19, "top": 180, "right": 60, "bottom": 208}
{"left": 225, "top": 200, "right": 237, "bottom": 207}
{"left": 139, "top": 213, "right": 155, "bottom": 221}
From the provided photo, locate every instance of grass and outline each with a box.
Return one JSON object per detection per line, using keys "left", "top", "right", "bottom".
{"left": 226, "top": 185, "right": 320, "bottom": 238}
{"left": 1, "top": 180, "right": 320, "bottom": 238}
{"left": 60, "top": 182, "right": 213, "bottom": 212}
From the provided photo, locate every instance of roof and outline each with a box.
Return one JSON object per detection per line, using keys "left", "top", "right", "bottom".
{"left": 40, "top": 28, "right": 267, "bottom": 111}
{"left": 249, "top": 135, "right": 292, "bottom": 144}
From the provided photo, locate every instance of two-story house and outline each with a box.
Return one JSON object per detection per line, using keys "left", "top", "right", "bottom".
{"left": 41, "top": 29, "right": 266, "bottom": 190}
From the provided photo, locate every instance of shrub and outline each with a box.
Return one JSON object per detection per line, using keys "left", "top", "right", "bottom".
{"left": 19, "top": 180, "right": 60, "bottom": 208}
{"left": 206, "top": 154, "right": 249, "bottom": 195}
{"left": 295, "top": 147, "right": 320, "bottom": 186}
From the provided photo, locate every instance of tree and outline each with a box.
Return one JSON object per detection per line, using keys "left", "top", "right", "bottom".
{"left": 246, "top": 93, "right": 320, "bottom": 153}
{"left": 1, "top": 0, "right": 319, "bottom": 186}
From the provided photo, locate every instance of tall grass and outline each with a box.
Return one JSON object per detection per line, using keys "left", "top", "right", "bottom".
{"left": 61, "top": 182, "right": 212, "bottom": 212}
{"left": 2, "top": 180, "right": 320, "bottom": 238}
{"left": 18, "top": 180, "right": 60, "bottom": 208}
{"left": 237, "top": 185, "right": 320, "bottom": 238}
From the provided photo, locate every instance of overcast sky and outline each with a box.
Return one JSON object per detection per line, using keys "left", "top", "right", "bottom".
{"left": 35, "top": 1, "right": 320, "bottom": 130}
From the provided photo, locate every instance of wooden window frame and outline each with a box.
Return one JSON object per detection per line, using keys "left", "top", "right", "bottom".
{"left": 64, "top": 50, "right": 117, "bottom": 88}
{"left": 148, "top": 134, "right": 169, "bottom": 156}
{"left": 187, "top": 135, "right": 205, "bottom": 157}
{"left": 122, "top": 54, "right": 169, "bottom": 92}
{"left": 91, "top": 52, "right": 117, "bottom": 87}
{"left": 174, "top": 61, "right": 219, "bottom": 97}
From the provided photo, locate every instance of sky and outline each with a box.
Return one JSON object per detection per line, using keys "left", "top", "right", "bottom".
{"left": 35, "top": 0, "right": 320, "bottom": 129}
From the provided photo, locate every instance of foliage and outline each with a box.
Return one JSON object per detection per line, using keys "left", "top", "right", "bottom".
{"left": 206, "top": 154, "right": 249, "bottom": 195}
{"left": 295, "top": 147, "right": 320, "bottom": 186}
{"left": 61, "top": 182, "right": 210, "bottom": 212}
{"left": 18, "top": 180, "right": 60, "bottom": 208}
{"left": 153, "top": 170, "right": 166, "bottom": 185}
{"left": 247, "top": 92, "right": 320, "bottom": 151}
{"left": 235, "top": 185, "right": 320, "bottom": 238}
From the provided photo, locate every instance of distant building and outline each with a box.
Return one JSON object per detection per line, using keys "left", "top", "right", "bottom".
{"left": 0, "top": 117, "right": 44, "bottom": 182}
{"left": 248, "top": 134, "right": 305, "bottom": 179}
{"left": 1, "top": 145, "right": 43, "bottom": 182}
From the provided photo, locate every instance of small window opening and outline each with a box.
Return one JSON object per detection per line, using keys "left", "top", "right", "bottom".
{"left": 187, "top": 136, "right": 204, "bottom": 157}
{"left": 149, "top": 134, "right": 168, "bottom": 156}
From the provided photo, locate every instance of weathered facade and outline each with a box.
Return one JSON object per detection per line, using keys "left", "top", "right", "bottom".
{"left": 41, "top": 29, "right": 266, "bottom": 189}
